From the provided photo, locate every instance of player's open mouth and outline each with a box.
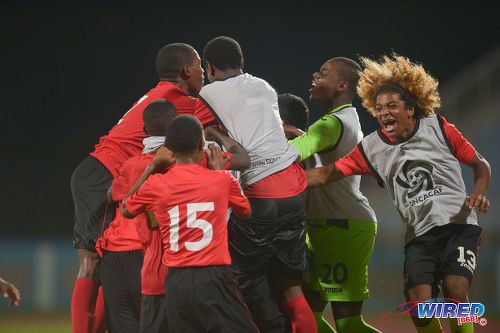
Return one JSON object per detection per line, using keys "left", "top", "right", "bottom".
{"left": 383, "top": 119, "right": 396, "bottom": 132}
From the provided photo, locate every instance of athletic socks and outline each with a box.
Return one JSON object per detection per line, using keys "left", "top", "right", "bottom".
{"left": 71, "top": 278, "right": 98, "bottom": 333}
{"left": 313, "top": 311, "right": 336, "bottom": 333}
{"left": 282, "top": 295, "right": 318, "bottom": 333}
{"left": 414, "top": 318, "right": 443, "bottom": 333}
{"left": 449, "top": 319, "right": 473, "bottom": 333}
{"left": 334, "top": 315, "right": 382, "bottom": 333}
{"left": 92, "top": 286, "right": 107, "bottom": 333}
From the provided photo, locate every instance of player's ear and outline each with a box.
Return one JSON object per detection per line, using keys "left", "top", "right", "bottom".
{"left": 338, "top": 81, "right": 348, "bottom": 92}
{"left": 240, "top": 58, "right": 245, "bottom": 71}
{"left": 180, "top": 65, "right": 191, "bottom": 80}
{"left": 407, "top": 106, "right": 415, "bottom": 118}
{"left": 206, "top": 61, "right": 215, "bottom": 77}
{"left": 199, "top": 137, "right": 205, "bottom": 151}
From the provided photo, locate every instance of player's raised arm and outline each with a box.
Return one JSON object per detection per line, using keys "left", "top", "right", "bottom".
{"left": 465, "top": 152, "right": 491, "bottom": 214}
{"left": 204, "top": 126, "right": 250, "bottom": 170}
{"left": 122, "top": 146, "right": 175, "bottom": 218}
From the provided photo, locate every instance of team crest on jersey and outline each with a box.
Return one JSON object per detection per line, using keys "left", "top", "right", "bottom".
{"left": 396, "top": 160, "right": 443, "bottom": 206}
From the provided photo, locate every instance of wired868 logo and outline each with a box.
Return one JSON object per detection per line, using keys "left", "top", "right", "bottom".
{"left": 381, "top": 298, "right": 487, "bottom": 327}
{"left": 396, "top": 160, "right": 443, "bottom": 206}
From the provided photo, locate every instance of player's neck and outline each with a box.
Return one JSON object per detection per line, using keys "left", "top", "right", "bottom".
{"left": 323, "top": 96, "right": 353, "bottom": 113}
{"left": 212, "top": 68, "right": 243, "bottom": 81}
{"left": 174, "top": 151, "right": 203, "bottom": 165}
{"left": 159, "top": 77, "right": 190, "bottom": 94}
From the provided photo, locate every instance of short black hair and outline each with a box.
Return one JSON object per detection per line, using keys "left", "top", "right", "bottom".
{"left": 155, "top": 43, "right": 197, "bottom": 78}
{"left": 203, "top": 36, "right": 243, "bottom": 71}
{"left": 143, "top": 99, "right": 178, "bottom": 136}
{"left": 278, "top": 93, "right": 309, "bottom": 130}
{"left": 332, "top": 57, "right": 361, "bottom": 96}
{"left": 165, "top": 115, "right": 203, "bottom": 154}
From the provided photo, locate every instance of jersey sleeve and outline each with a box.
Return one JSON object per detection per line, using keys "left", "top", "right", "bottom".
{"left": 289, "top": 115, "right": 342, "bottom": 161}
{"left": 193, "top": 98, "right": 218, "bottom": 127}
{"left": 226, "top": 173, "right": 251, "bottom": 216}
{"left": 440, "top": 116, "right": 476, "bottom": 164}
{"left": 123, "top": 177, "right": 158, "bottom": 217}
{"left": 335, "top": 146, "right": 374, "bottom": 177}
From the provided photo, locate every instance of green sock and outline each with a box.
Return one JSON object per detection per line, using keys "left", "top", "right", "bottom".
{"left": 449, "top": 319, "right": 474, "bottom": 333}
{"left": 313, "top": 311, "right": 336, "bottom": 333}
{"left": 334, "top": 315, "right": 382, "bottom": 333}
{"left": 414, "top": 317, "right": 443, "bottom": 333}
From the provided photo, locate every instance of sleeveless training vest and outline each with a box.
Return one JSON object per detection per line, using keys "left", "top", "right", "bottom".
{"left": 360, "top": 115, "right": 477, "bottom": 243}
{"left": 199, "top": 73, "right": 299, "bottom": 188}
{"left": 305, "top": 107, "right": 376, "bottom": 222}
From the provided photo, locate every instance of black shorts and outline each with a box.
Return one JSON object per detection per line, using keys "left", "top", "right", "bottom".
{"left": 164, "top": 265, "right": 259, "bottom": 333}
{"left": 140, "top": 294, "right": 167, "bottom": 333}
{"left": 403, "top": 224, "right": 482, "bottom": 291}
{"left": 71, "top": 155, "right": 116, "bottom": 251}
{"left": 100, "top": 250, "right": 143, "bottom": 333}
{"left": 228, "top": 193, "right": 308, "bottom": 276}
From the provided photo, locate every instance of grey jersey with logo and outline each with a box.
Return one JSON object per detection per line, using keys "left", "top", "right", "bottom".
{"left": 360, "top": 115, "right": 477, "bottom": 243}
{"left": 305, "top": 107, "right": 376, "bottom": 222}
{"left": 199, "top": 73, "right": 299, "bottom": 188}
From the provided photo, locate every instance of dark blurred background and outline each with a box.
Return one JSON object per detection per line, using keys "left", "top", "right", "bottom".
{"left": 1, "top": 0, "right": 499, "bottom": 329}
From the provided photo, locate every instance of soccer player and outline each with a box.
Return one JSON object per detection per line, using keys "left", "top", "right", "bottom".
{"left": 121, "top": 114, "right": 259, "bottom": 333}
{"left": 306, "top": 53, "right": 491, "bottom": 333}
{"left": 99, "top": 99, "right": 251, "bottom": 333}
{"left": 284, "top": 58, "right": 381, "bottom": 333}
{"left": 70, "top": 42, "right": 215, "bottom": 333}
{"left": 0, "top": 276, "right": 20, "bottom": 307}
{"left": 197, "top": 36, "right": 316, "bottom": 333}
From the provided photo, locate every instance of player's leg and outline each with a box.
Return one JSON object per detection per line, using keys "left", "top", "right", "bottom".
{"left": 270, "top": 194, "right": 317, "bottom": 333}
{"left": 140, "top": 294, "right": 167, "bottom": 333}
{"left": 193, "top": 265, "right": 260, "bottom": 333}
{"left": 441, "top": 224, "right": 482, "bottom": 333}
{"left": 100, "top": 250, "right": 143, "bottom": 333}
{"left": 92, "top": 286, "right": 106, "bottom": 333}
{"left": 308, "top": 219, "right": 380, "bottom": 333}
{"left": 403, "top": 230, "right": 442, "bottom": 332}
{"left": 303, "top": 236, "right": 335, "bottom": 333}
{"left": 71, "top": 156, "right": 116, "bottom": 333}
{"left": 228, "top": 208, "right": 291, "bottom": 333}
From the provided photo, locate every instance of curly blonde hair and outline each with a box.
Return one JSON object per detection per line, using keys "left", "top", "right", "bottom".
{"left": 357, "top": 53, "right": 441, "bottom": 118}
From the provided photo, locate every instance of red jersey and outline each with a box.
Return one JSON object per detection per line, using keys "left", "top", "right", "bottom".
{"left": 124, "top": 164, "right": 250, "bottom": 268}
{"left": 90, "top": 81, "right": 215, "bottom": 177}
{"left": 336, "top": 116, "right": 476, "bottom": 177}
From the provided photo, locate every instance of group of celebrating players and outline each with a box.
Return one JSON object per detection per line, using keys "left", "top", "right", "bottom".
{"left": 70, "top": 36, "right": 491, "bottom": 333}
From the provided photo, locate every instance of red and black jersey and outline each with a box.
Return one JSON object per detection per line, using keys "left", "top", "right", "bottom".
{"left": 90, "top": 81, "right": 216, "bottom": 178}
{"left": 124, "top": 164, "right": 250, "bottom": 268}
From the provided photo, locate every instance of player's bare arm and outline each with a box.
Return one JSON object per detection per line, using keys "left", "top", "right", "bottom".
{"left": 305, "top": 163, "right": 346, "bottom": 187}
{"left": 283, "top": 124, "right": 305, "bottom": 140}
{"left": 121, "top": 146, "right": 175, "bottom": 219}
{"left": 236, "top": 209, "right": 252, "bottom": 221}
{"left": 0, "top": 277, "right": 20, "bottom": 307}
{"left": 204, "top": 126, "right": 250, "bottom": 170}
{"left": 465, "top": 152, "right": 491, "bottom": 214}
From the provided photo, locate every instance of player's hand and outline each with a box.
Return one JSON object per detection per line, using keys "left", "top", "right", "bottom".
{"left": 150, "top": 146, "right": 175, "bottom": 173}
{"left": 206, "top": 144, "right": 229, "bottom": 170}
{"left": 466, "top": 192, "right": 490, "bottom": 214}
{"left": 283, "top": 124, "right": 304, "bottom": 140}
{"left": 0, "top": 278, "right": 20, "bottom": 307}
{"left": 204, "top": 126, "right": 221, "bottom": 142}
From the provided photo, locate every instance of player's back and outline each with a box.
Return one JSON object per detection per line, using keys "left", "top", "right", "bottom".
{"left": 199, "top": 73, "right": 299, "bottom": 187}
{"left": 91, "top": 82, "right": 208, "bottom": 177}
{"left": 144, "top": 164, "right": 247, "bottom": 268}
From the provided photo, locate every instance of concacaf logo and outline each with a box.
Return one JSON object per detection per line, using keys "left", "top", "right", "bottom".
{"left": 396, "top": 160, "right": 442, "bottom": 206}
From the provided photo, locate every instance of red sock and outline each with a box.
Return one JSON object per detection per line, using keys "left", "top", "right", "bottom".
{"left": 71, "top": 278, "right": 98, "bottom": 333}
{"left": 282, "top": 295, "right": 318, "bottom": 333}
{"left": 92, "top": 286, "right": 107, "bottom": 333}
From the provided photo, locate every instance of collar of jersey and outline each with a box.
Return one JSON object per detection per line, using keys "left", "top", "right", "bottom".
{"left": 327, "top": 103, "right": 352, "bottom": 115}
